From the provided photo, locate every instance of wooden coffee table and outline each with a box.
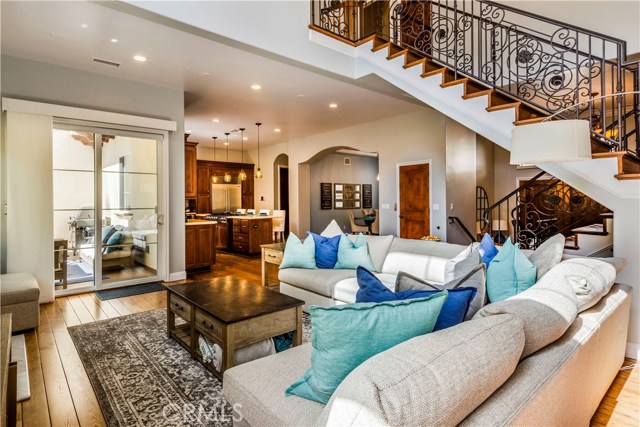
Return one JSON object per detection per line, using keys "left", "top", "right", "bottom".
{"left": 166, "top": 277, "right": 304, "bottom": 380}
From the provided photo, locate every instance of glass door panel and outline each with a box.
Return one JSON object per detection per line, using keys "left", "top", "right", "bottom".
{"left": 52, "top": 129, "right": 96, "bottom": 292}
{"left": 101, "top": 135, "right": 158, "bottom": 286}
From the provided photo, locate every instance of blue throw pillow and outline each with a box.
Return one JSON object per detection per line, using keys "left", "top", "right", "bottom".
{"left": 104, "top": 231, "right": 124, "bottom": 254}
{"left": 356, "top": 267, "right": 476, "bottom": 330}
{"left": 334, "top": 234, "right": 376, "bottom": 271}
{"left": 479, "top": 233, "right": 499, "bottom": 266}
{"left": 486, "top": 239, "right": 537, "bottom": 302}
{"left": 308, "top": 232, "right": 341, "bottom": 269}
{"left": 279, "top": 233, "right": 317, "bottom": 269}
{"left": 285, "top": 291, "right": 447, "bottom": 404}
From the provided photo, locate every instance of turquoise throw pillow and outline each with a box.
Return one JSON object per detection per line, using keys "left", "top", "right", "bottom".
{"left": 279, "top": 233, "right": 317, "bottom": 269}
{"left": 104, "top": 231, "right": 124, "bottom": 254}
{"left": 285, "top": 292, "right": 447, "bottom": 404}
{"left": 486, "top": 239, "right": 537, "bottom": 302}
{"left": 334, "top": 234, "right": 376, "bottom": 271}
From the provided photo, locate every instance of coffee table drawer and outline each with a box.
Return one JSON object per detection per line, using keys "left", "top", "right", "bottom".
{"left": 195, "top": 308, "right": 223, "bottom": 342}
{"left": 169, "top": 293, "right": 191, "bottom": 320}
{"left": 263, "top": 248, "right": 283, "bottom": 265}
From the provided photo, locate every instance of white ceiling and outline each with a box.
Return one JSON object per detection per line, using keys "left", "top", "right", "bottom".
{"left": 0, "top": 0, "right": 425, "bottom": 149}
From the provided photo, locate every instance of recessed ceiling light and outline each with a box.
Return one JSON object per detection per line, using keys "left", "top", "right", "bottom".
{"left": 297, "top": 94, "right": 306, "bottom": 98}
{"left": 212, "top": 118, "right": 220, "bottom": 123}
{"left": 329, "top": 103, "right": 338, "bottom": 108}
{"left": 274, "top": 128, "right": 281, "bottom": 132}
{"left": 243, "top": 137, "right": 248, "bottom": 141}
{"left": 185, "top": 130, "right": 192, "bottom": 133}
{"left": 224, "top": 142, "right": 229, "bottom": 146}
{"left": 202, "top": 72, "right": 210, "bottom": 76}
{"left": 110, "top": 38, "right": 118, "bottom": 43}
{"left": 133, "top": 55, "right": 147, "bottom": 62}
{"left": 251, "top": 84, "right": 261, "bottom": 90}
{"left": 81, "top": 24, "right": 88, "bottom": 29}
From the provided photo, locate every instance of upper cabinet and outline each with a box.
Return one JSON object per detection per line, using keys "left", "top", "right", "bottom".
{"left": 185, "top": 139, "right": 198, "bottom": 199}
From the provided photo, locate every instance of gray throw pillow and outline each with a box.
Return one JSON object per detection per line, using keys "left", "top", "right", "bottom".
{"left": 396, "top": 264, "right": 487, "bottom": 320}
{"left": 528, "top": 234, "right": 565, "bottom": 280}
{"left": 443, "top": 244, "right": 481, "bottom": 282}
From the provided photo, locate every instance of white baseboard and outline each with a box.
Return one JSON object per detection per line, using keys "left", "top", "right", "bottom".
{"left": 167, "top": 271, "right": 187, "bottom": 282}
{"left": 626, "top": 341, "right": 639, "bottom": 360}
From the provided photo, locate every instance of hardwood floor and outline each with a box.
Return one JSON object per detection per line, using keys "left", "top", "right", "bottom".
{"left": 15, "top": 251, "right": 639, "bottom": 426}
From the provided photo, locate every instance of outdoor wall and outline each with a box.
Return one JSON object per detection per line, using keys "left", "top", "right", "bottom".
{"left": 309, "top": 153, "right": 379, "bottom": 233}
{"left": 445, "top": 119, "right": 477, "bottom": 245}
{"left": 0, "top": 55, "right": 185, "bottom": 287}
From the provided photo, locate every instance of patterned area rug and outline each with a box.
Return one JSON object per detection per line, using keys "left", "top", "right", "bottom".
{"left": 68, "top": 308, "right": 311, "bottom": 427}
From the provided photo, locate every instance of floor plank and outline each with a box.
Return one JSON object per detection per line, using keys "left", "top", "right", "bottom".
{"left": 17, "top": 252, "right": 637, "bottom": 427}
{"left": 44, "top": 303, "right": 107, "bottom": 427}
{"left": 36, "top": 305, "right": 80, "bottom": 427}
{"left": 21, "top": 331, "right": 51, "bottom": 427}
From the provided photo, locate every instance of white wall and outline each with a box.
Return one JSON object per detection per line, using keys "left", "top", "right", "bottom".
{"left": 248, "top": 109, "right": 447, "bottom": 238}
{"left": 1, "top": 55, "right": 185, "bottom": 280}
{"left": 445, "top": 119, "right": 477, "bottom": 244}
{"left": 3, "top": 111, "right": 54, "bottom": 302}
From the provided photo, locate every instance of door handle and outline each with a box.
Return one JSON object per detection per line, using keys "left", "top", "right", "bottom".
{"left": 399, "top": 214, "right": 404, "bottom": 219}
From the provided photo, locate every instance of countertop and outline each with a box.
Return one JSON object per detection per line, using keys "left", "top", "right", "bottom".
{"left": 226, "top": 215, "right": 274, "bottom": 220}
{"left": 185, "top": 220, "right": 218, "bottom": 226}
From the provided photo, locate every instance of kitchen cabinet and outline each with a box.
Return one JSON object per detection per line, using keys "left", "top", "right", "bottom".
{"left": 216, "top": 222, "right": 229, "bottom": 250}
{"left": 196, "top": 160, "right": 255, "bottom": 212}
{"left": 185, "top": 222, "right": 217, "bottom": 270}
{"left": 185, "top": 141, "right": 198, "bottom": 199}
{"left": 229, "top": 216, "right": 273, "bottom": 254}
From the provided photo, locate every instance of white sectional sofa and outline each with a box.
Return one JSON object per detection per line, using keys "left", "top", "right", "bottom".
{"left": 223, "top": 234, "right": 632, "bottom": 426}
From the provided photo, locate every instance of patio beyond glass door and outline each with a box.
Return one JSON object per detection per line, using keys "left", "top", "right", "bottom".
{"left": 53, "top": 126, "right": 160, "bottom": 294}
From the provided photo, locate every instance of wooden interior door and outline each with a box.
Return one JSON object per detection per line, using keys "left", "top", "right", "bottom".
{"left": 399, "top": 163, "right": 430, "bottom": 239}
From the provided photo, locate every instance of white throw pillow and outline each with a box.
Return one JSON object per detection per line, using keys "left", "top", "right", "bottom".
{"left": 528, "top": 234, "right": 565, "bottom": 280}
{"left": 320, "top": 220, "right": 344, "bottom": 238}
{"left": 558, "top": 258, "right": 616, "bottom": 312}
{"left": 444, "top": 244, "right": 481, "bottom": 282}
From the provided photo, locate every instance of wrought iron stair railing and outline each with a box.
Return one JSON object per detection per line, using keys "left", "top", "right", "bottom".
{"left": 481, "top": 172, "right": 611, "bottom": 249}
{"left": 310, "top": 0, "right": 640, "bottom": 156}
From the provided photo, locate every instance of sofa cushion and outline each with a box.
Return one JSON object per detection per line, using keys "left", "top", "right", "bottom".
{"left": 363, "top": 235, "right": 394, "bottom": 273}
{"left": 356, "top": 267, "right": 476, "bottom": 331}
{"left": 561, "top": 254, "right": 627, "bottom": 274}
{"left": 309, "top": 232, "right": 340, "bottom": 269}
{"left": 223, "top": 344, "right": 324, "bottom": 427}
{"left": 381, "top": 238, "right": 468, "bottom": 283}
{"left": 285, "top": 293, "right": 447, "bottom": 404}
{"left": 397, "top": 263, "right": 487, "bottom": 320}
{"left": 0, "top": 273, "right": 40, "bottom": 305}
{"left": 333, "top": 273, "right": 396, "bottom": 304}
{"left": 334, "top": 234, "right": 376, "bottom": 271}
{"left": 279, "top": 268, "right": 356, "bottom": 298}
{"left": 280, "top": 233, "right": 317, "bottom": 270}
{"left": 486, "top": 239, "right": 537, "bottom": 302}
{"left": 474, "top": 260, "right": 579, "bottom": 359}
{"left": 556, "top": 258, "right": 617, "bottom": 312}
{"left": 528, "top": 234, "right": 565, "bottom": 280}
{"left": 317, "top": 313, "right": 525, "bottom": 426}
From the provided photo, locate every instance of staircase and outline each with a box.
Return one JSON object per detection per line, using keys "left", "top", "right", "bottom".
{"left": 309, "top": 0, "right": 640, "bottom": 198}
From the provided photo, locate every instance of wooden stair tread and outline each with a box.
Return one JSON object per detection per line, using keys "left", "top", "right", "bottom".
{"left": 487, "top": 102, "right": 521, "bottom": 112}
{"left": 615, "top": 173, "right": 640, "bottom": 180}
{"left": 421, "top": 68, "right": 446, "bottom": 78}
{"left": 463, "top": 89, "right": 492, "bottom": 100}
{"left": 403, "top": 57, "right": 427, "bottom": 69}
{"left": 355, "top": 34, "right": 379, "bottom": 47}
{"left": 571, "top": 224, "right": 608, "bottom": 236}
{"left": 514, "top": 117, "right": 547, "bottom": 126}
{"left": 387, "top": 48, "right": 408, "bottom": 60}
{"left": 441, "top": 77, "right": 469, "bottom": 88}
{"left": 372, "top": 42, "right": 391, "bottom": 52}
{"left": 592, "top": 151, "right": 628, "bottom": 159}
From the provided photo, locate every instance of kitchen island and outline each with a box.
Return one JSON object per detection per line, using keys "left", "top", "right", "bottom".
{"left": 185, "top": 220, "right": 217, "bottom": 270}
{"left": 226, "top": 216, "right": 273, "bottom": 254}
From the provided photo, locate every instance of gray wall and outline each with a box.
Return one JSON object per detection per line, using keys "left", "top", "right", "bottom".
{"left": 309, "top": 153, "right": 379, "bottom": 233}
{"left": 0, "top": 55, "right": 186, "bottom": 276}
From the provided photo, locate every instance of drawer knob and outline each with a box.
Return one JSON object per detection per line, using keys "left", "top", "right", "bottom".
{"left": 172, "top": 303, "right": 183, "bottom": 311}
{"left": 267, "top": 254, "right": 277, "bottom": 258}
{"left": 201, "top": 319, "right": 213, "bottom": 330}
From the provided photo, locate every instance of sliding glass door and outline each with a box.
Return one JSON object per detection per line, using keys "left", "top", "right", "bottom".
{"left": 53, "top": 125, "right": 162, "bottom": 295}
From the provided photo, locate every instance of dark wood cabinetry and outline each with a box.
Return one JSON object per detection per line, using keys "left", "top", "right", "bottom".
{"left": 216, "top": 222, "right": 229, "bottom": 250}
{"left": 230, "top": 217, "right": 272, "bottom": 254}
{"left": 196, "top": 160, "right": 255, "bottom": 213}
{"left": 185, "top": 141, "right": 198, "bottom": 199}
{"left": 185, "top": 223, "right": 217, "bottom": 270}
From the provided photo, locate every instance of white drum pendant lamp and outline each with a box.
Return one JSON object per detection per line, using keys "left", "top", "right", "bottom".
{"left": 510, "top": 120, "right": 591, "bottom": 165}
